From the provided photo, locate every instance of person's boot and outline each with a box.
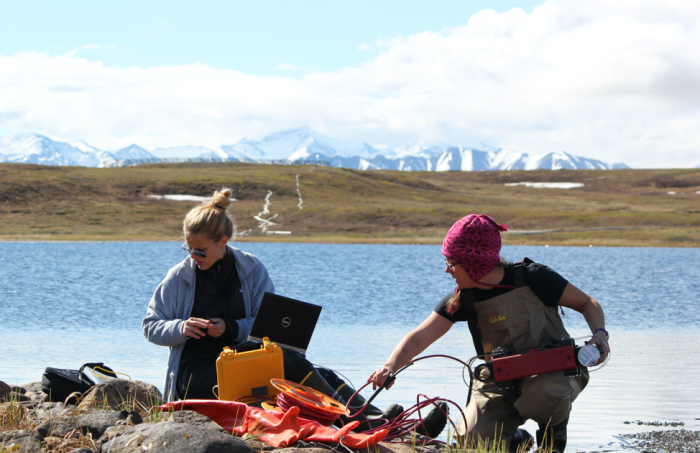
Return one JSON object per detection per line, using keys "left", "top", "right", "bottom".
{"left": 415, "top": 401, "right": 449, "bottom": 438}
{"left": 350, "top": 403, "right": 405, "bottom": 431}
{"left": 536, "top": 418, "right": 568, "bottom": 453}
{"left": 380, "top": 403, "right": 404, "bottom": 421}
{"left": 298, "top": 369, "right": 340, "bottom": 399}
{"left": 509, "top": 429, "right": 534, "bottom": 452}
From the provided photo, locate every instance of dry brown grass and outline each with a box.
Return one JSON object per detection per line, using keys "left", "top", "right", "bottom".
{"left": 1, "top": 163, "right": 698, "bottom": 246}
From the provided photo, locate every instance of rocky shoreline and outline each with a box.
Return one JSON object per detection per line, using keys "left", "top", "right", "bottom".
{"left": 0, "top": 379, "right": 443, "bottom": 453}
{"left": 3, "top": 379, "right": 699, "bottom": 453}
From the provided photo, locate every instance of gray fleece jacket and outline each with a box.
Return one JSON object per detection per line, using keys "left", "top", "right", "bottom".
{"left": 142, "top": 245, "right": 275, "bottom": 401}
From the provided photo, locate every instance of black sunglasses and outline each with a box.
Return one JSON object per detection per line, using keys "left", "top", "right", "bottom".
{"left": 181, "top": 241, "right": 216, "bottom": 258}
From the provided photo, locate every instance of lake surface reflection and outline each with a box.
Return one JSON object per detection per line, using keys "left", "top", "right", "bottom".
{"left": 1, "top": 242, "right": 698, "bottom": 451}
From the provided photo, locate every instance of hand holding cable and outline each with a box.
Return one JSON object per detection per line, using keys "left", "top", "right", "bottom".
{"left": 369, "top": 365, "right": 397, "bottom": 390}
{"left": 586, "top": 329, "right": 610, "bottom": 365}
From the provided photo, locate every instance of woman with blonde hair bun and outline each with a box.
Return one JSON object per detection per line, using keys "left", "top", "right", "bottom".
{"left": 143, "top": 188, "right": 274, "bottom": 401}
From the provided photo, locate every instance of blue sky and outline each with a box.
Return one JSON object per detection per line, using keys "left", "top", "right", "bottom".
{"left": 1, "top": 0, "right": 698, "bottom": 168}
{"left": 0, "top": 1, "right": 540, "bottom": 74}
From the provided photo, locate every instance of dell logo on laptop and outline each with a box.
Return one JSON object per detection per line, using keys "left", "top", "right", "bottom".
{"left": 281, "top": 317, "right": 292, "bottom": 328}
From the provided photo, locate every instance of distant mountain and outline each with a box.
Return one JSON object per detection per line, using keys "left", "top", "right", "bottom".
{"left": 0, "top": 133, "right": 160, "bottom": 167}
{"left": 0, "top": 133, "right": 107, "bottom": 167}
{"left": 209, "top": 126, "right": 380, "bottom": 162}
{"left": 111, "top": 144, "right": 155, "bottom": 161}
{"left": 0, "top": 128, "right": 629, "bottom": 171}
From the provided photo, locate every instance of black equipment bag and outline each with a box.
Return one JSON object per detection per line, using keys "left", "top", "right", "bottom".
{"left": 41, "top": 362, "right": 115, "bottom": 401}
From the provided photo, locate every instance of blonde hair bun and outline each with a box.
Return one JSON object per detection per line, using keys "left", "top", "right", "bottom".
{"left": 183, "top": 187, "right": 236, "bottom": 241}
{"left": 210, "top": 188, "right": 233, "bottom": 211}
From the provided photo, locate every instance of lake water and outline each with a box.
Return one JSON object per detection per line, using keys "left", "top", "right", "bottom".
{"left": 1, "top": 242, "right": 698, "bottom": 452}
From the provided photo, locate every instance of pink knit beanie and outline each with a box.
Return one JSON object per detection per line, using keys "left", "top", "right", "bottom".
{"left": 442, "top": 214, "right": 508, "bottom": 283}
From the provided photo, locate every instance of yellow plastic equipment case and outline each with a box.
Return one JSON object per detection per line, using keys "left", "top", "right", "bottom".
{"left": 216, "top": 336, "right": 285, "bottom": 401}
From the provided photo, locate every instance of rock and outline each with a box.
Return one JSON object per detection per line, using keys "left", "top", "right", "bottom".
{"left": 167, "top": 410, "right": 228, "bottom": 433}
{"left": 34, "top": 409, "right": 138, "bottom": 439}
{"left": 96, "top": 424, "right": 131, "bottom": 450}
{"left": 10, "top": 385, "right": 27, "bottom": 395}
{"left": 17, "top": 382, "right": 49, "bottom": 404}
{"left": 0, "top": 430, "right": 42, "bottom": 453}
{"left": 102, "top": 422, "right": 253, "bottom": 453}
{"left": 18, "top": 382, "right": 47, "bottom": 403}
{"left": 78, "top": 379, "right": 163, "bottom": 412}
{"left": 246, "top": 439, "right": 276, "bottom": 451}
{"left": 2, "top": 391, "right": 31, "bottom": 403}
{"left": 30, "top": 402, "right": 76, "bottom": 423}
{"left": 23, "top": 389, "right": 50, "bottom": 404}
{"left": 0, "top": 381, "right": 10, "bottom": 400}
{"left": 20, "top": 382, "right": 44, "bottom": 393}
{"left": 126, "top": 409, "right": 143, "bottom": 425}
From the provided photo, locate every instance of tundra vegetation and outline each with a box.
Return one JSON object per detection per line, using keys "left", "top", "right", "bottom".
{"left": 0, "top": 163, "right": 698, "bottom": 247}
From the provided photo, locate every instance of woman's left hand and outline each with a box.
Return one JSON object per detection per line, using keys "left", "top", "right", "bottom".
{"left": 587, "top": 332, "right": 610, "bottom": 365}
{"left": 558, "top": 283, "right": 609, "bottom": 366}
{"left": 207, "top": 318, "right": 226, "bottom": 338}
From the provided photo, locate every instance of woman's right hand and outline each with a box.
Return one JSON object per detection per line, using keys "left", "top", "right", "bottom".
{"left": 181, "top": 317, "right": 210, "bottom": 339}
{"left": 369, "top": 365, "right": 396, "bottom": 390}
{"left": 368, "top": 313, "right": 453, "bottom": 391}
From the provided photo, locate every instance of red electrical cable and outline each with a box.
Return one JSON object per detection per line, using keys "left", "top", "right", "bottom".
{"left": 269, "top": 379, "right": 347, "bottom": 426}
{"left": 276, "top": 390, "right": 340, "bottom": 426}
{"left": 342, "top": 354, "right": 471, "bottom": 442}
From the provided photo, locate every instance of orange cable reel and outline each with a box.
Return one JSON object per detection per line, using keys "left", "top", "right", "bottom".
{"left": 270, "top": 378, "right": 346, "bottom": 415}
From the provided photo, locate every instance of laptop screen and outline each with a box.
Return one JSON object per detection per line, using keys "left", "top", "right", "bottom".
{"left": 248, "top": 292, "right": 322, "bottom": 354}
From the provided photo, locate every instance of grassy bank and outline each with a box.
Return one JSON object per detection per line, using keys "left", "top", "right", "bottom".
{"left": 0, "top": 162, "right": 698, "bottom": 247}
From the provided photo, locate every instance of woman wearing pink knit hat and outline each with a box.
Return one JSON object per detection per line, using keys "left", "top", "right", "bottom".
{"left": 369, "top": 214, "right": 608, "bottom": 452}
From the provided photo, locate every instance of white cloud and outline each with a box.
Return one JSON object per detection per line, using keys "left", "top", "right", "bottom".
{"left": 357, "top": 43, "right": 375, "bottom": 52}
{"left": 1, "top": 0, "right": 699, "bottom": 167}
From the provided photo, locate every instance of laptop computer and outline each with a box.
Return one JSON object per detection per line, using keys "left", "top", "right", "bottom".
{"left": 248, "top": 292, "right": 322, "bottom": 354}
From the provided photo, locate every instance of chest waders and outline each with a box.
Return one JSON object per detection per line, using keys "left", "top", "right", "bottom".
{"left": 457, "top": 262, "right": 589, "bottom": 452}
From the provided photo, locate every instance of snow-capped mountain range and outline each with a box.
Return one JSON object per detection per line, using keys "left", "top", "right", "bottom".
{"left": 0, "top": 127, "right": 629, "bottom": 171}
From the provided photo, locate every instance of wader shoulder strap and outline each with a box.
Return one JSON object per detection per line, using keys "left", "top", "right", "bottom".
{"left": 461, "top": 289, "right": 485, "bottom": 356}
{"left": 512, "top": 259, "right": 526, "bottom": 288}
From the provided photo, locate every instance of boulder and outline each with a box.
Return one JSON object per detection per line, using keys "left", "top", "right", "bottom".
{"left": 2, "top": 391, "right": 31, "bottom": 403}
{"left": 0, "top": 430, "right": 42, "bottom": 453}
{"left": 34, "top": 409, "right": 141, "bottom": 439}
{"left": 78, "top": 379, "right": 162, "bottom": 412}
{"left": 102, "top": 422, "right": 253, "bottom": 453}
{"left": 96, "top": 424, "right": 131, "bottom": 450}
{"left": 30, "top": 402, "right": 76, "bottom": 423}
{"left": 167, "top": 410, "right": 228, "bottom": 433}
{"left": 20, "top": 382, "right": 44, "bottom": 393}
{"left": 0, "top": 380, "right": 10, "bottom": 400}
{"left": 10, "top": 385, "right": 27, "bottom": 395}
{"left": 19, "top": 381, "right": 46, "bottom": 403}
{"left": 246, "top": 439, "right": 276, "bottom": 451}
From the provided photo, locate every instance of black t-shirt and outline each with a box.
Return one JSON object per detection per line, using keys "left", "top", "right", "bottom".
{"left": 180, "top": 250, "right": 246, "bottom": 365}
{"left": 434, "top": 259, "right": 569, "bottom": 323}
